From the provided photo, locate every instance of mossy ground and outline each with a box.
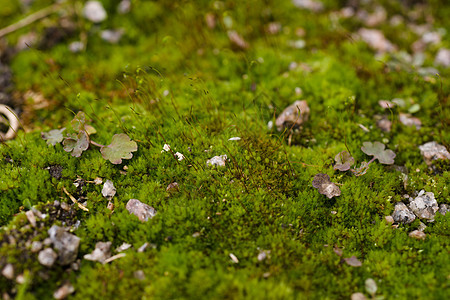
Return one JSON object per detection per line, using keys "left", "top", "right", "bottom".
{"left": 1, "top": 0, "right": 449, "bottom": 299}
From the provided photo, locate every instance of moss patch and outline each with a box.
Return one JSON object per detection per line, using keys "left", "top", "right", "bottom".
{"left": 1, "top": 0, "right": 449, "bottom": 298}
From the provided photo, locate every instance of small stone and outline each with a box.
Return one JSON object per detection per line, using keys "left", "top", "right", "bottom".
{"left": 166, "top": 182, "right": 179, "bottom": 192}
{"left": 53, "top": 283, "right": 75, "bottom": 299}
{"left": 126, "top": 199, "right": 157, "bottom": 222}
{"left": 438, "top": 204, "right": 449, "bottom": 216}
{"left": 392, "top": 202, "right": 416, "bottom": 224}
{"left": 351, "top": 292, "right": 367, "bottom": 300}
{"left": 48, "top": 225, "right": 80, "bottom": 265}
{"left": 15, "top": 274, "right": 25, "bottom": 284}
{"left": 134, "top": 270, "right": 146, "bottom": 280}
{"left": 84, "top": 242, "right": 112, "bottom": 264}
{"left": 435, "top": 48, "right": 450, "bottom": 67}
{"left": 83, "top": 1, "right": 107, "bottom": 23}
{"left": 2, "top": 264, "right": 14, "bottom": 280}
{"left": 31, "top": 241, "right": 43, "bottom": 253}
{"left": 376, "top": 117, "right": 391, "bottom": 132}
{"left": 102, "top": 180, "right": 116, "bottom": 200}
{"left": 385, "top": 215, "right": 394, "bottom": 224}
{"left": 100, "top": 29, "right": 124, "bottom": 44}
{"left": 357, "top": 28, "right": 396, "bottom": 53}
{"left": 409, "top": 230, "right": 426, "bottom": 240}
{"left": 205, "top": 13, "right": 216, "bottom": 29}
{"left": 117, "top": 0, "right": 131, "bottom": 14}
{"left": 206, "top": 155, "right": 228, "bottom": 167}
{"left": 257, "top": 250, "right": 269, "bottom": 261}
{"left": 418, "top": 141, "right": 450, "bottom": 166}
{"left": 68, "top": 41, "right": 84, "bottom": 53}
{"left": 107, "top": 201, "right": 114, "bottom": 211}
{"left": 399, "top": 113, "right": 421, "bottom": 129}
{"left": 408, "top": 191, "right": 439, "bottom": 220}
{"left": 292, "top": 0, "right": 323, "bottom": 12}
{"left": 38, "top": 248, "right": 58, "bottom": 267}
{"left": 275, "top": 100, "right": 310, "bottom": 131}
{"left": 93, "top": 177, "right": 103, "bottom": 185}
{"left": 60, "top": 202, "right": 70, "bottom": 211}
{"left": 25, "top": 210, "right": 36, "bottom": 227}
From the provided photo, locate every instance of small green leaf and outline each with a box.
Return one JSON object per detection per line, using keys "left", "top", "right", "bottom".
{"left": 334, "top": 151, "right": 355, "bottom": 171}
{"left": 361, "top": 141, "right": 396, "bottom": 165}
{"left": 408, "top": 103, "right": 420, "bottom": 114}
{"left": 41, "top": 128, "right": 65, "bottom": 146}
{"left": 63, "top": 131, "right": 89, "bottom": 157}
{"left": 100, "top": 133, "right": 138, "bottom": 164}
{"left": 85, "top": 124, "right": 97, "bottom": 135}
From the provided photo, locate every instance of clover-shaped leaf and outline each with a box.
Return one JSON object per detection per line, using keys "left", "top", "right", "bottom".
{"left": 100, "top": 133, "right": 138, "bottom": 164}
{"left": 63, "top": 131, "right": 89, "bottom": 157}
{"left": 361, "top": 141, "right": 396, "bottom": 165}
{"left": 41, "top": 128, "right": 65, "bottom": 146}
{"left": 71, "top": 111, "right": 86, "bottom": 132}
{"left": 334, "top": 151, "right": 355, "bottom": 171}
{"left": 312, "top": 173, "right": 341, "bottom": 199}
{"left": 351, "top": 161, "right": 370, "bottom": 177}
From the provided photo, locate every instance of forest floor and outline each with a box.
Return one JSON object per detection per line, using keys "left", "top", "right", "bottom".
{"left": 0, "top": 0, "right": 449, "bottom": 299}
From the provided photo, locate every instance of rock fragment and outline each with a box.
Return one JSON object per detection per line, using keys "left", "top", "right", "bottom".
{"left": 1, "top": 264, "right": 14, "bottom": 280}
{"left": 48, "top": 225, "right": 80, "bottom": 265}
{"left": 126, "top": 199, "right": 157, "bottom": 222}
{"left": 408, "top": 191, "right": 438, "bottom": 220}
{"left": 409, "top": 230, "right": 426, "bottom": 240}
{"left": 206, "top": 155, "right": 228, "bottom": 167}
{"left": 292, "top": 0, "right": 323, "bottom": 12}
{"left": 25, "top": 210, "right": 36, "bottom": 227}
{"left": 351, "top": 293, "right": 367, "bottom": 300}
{"left": 438, "top": 204, "right": 449, "bottom": 216}
{"left": 357, "top": 28, "right": 396, "bottom": 53}
{"left": 38, "top": 248, "right": 58, "bottom": 267}
{"left": 399, "top": 113, "right": 421, "bottom": 129}
{"left": 435, "top": 48, "right": 450, "bottom": 67}
{"left": 31, "top": 241, "right": 43, "bottom": 253}
{"left": 418, "top": 141, "right": 450, "bottom": 166}
{"left": 53, "top": 283, "right": 75, "bottom": 299}
{"left": 392, "top": 202, "right": 416, "bottom": 224}
{"left": 83, "top": 1, "right": 107, "bottom": 23}
{"left": 275, "top": 100, "right": 310, "bottom": 132}
{"left": 100, "top": 29, "right": 124, "bottom": 44}
{"left": 102, "top": 180, "right": 116, "bottom": 200}
{"left": 134, "top": 270, "right": 146, "bottom": 280}
{"left": 84, "top": 241, "right": 112, "bottom": 263}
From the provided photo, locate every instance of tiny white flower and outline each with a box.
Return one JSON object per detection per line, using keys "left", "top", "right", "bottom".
{"left": 175, "top": 152, "right": 185, "bottom": 161}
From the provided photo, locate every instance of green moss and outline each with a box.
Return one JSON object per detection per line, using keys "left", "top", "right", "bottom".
{"left": 1, "top": 0, "right": 449, "bottom": 298}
